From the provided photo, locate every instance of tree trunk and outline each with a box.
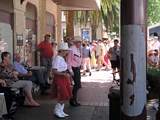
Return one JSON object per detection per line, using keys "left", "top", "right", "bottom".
{"left": 91, "top": 25, "right": 97, "bottom": 40}
{"left": 66, "top": 11, "right": 74, "bottom": 38}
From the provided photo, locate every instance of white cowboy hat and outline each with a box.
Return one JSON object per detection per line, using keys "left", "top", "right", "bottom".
{"left": 72, "top": 36, "right": 82, "bottom": 42}
{"left": 58, "top": 42, "right": 70, "bottom": 51}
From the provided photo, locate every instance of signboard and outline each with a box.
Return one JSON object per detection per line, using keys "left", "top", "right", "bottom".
{"left": 81, "top": 28, "right": 90, "bottom": 41}
{"left": 16, "top": 34, "right": 23, "bottom": 46}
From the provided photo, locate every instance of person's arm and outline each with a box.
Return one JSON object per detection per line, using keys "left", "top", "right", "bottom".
{"left": 67, "top": 50, "right": 74, "bottom": 75}
{"left": 18, "top": 71, "right": 32, "bottom": 77}
{"left": 108, "top": 48, "right": 112, "bottom": 59}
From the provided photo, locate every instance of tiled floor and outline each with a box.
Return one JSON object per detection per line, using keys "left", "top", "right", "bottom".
{"left": 78, "top": 70, "right": 114, "bottom": 106}
{"left": 13, "top": 70, "right": 157, "bottom": 120}
{"left": 14, "top": 70, "right": 112, "bottom": 120}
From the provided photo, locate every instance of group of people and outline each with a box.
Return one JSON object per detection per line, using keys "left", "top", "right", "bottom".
{"left": 80, "top": 38, "right": 120, "bottom": 80}
{"left": 0, "top": 33, "right": 121, "bottom": 119}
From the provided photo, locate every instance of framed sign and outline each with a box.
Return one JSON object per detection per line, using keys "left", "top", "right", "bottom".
{"left": 16, "top": 34, "right": 23, "bottom": 46}
{"left": 81, "top": 28, "right": 90, "bottom": 41}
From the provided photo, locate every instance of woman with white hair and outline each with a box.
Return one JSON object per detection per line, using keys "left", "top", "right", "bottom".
{"left": 52, "top": 42, "right": 72, "bottom": 118}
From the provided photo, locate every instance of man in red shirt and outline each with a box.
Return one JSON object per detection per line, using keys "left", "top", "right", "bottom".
{"left": 37, "top": 34, "right": 53, "bottom": 92}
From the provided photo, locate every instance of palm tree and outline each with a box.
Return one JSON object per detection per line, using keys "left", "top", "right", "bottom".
{"left": 101, "top": 0, "right": 120, "bottom": 32}
{"left": 66, "top": 0, "right": 120, "bottom": 39}
{"left": 74, "top": 10, "right": 102, "bottom": 40}
{"left": 73, "top": 0, "right": 120, "bottom": 38}
{"left": 66, "top": 11, "right": 74, "bottom": 38}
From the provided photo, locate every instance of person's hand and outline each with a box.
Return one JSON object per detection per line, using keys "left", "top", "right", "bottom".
{"left": 70, "top": 71, "right": 74, "bottom": 76}
{"left": 0, "top": 79, "right": 6, "bottom": 87}
{"left": 28, "top": 71, "right": 32, "bottom": 76}
{"left": 64, "top": 73, "right": 70, "bottom": 79}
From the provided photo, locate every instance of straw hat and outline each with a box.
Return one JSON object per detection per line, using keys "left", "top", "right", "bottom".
{"left": 58, "top": 42, "right": 69, "bottom": 51}
{"left": 44, "top": 33, "right": 51, "bottom": 37}
{"left": 72, "top": 36, "right": 82, "bottom": 42}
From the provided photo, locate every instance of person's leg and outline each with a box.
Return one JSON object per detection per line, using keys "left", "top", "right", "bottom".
{"left": 86, "top": 58, "right": 92, "bottom": 76}
{"left": 40, "top": 57, "right": 50, "bottom": 85}
{"left": 71, "top": 67, "right": 81, "bottom": 106}
{"left": 97, "top": 56, "right": 102, "bottom": 71}
{"left": 116, "top": 59, "right": 120, "bottom": 78}
{"left": 82, "top": 58, "right": 86, "bottom": 75}
{"left": 11, "top": 81, "right": 39, "bottom": 106}
{"left": 54, "top": 80, "right": 70, "bottom": 118}
{"left": 111, "top": 61, "right": 117, "bottom": 80}
{"left": 47, "top": 58, "right": 52, "bottom": 83}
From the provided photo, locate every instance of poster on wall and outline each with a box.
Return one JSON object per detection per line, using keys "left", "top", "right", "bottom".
{"left": 81, "top": 28, "right": 90, "bottom": 41}
{"left": 16, "top": 34, "right": 23, "bottom": 46}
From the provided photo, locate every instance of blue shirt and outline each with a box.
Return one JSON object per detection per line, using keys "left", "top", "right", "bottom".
{"left": 82, "top": 46, "right": 90, "bottom": 58}
{"left": 13, "top": 61, "right": 28, "bottom": 74}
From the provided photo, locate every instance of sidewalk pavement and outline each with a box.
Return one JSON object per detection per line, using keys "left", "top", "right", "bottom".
{"left": 14, "top": 70, "right": 157, "bottom": 120}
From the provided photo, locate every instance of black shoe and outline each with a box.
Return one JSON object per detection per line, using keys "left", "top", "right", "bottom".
{"left": 69, "top": 99, "right": 81, "bottom": 107}
{"left": 75, "top": 101, "right": 81, "bottom": 106}
{"left": 78, "top": 85, "right": 82, "bottom": 89}
{"left": 89, "top": 72, "right": 92, "bottom": 76}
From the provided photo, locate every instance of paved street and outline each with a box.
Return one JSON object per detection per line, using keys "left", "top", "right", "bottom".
{"left": 14, "top": 70, "right": 112, "bottom": 120}
{"left": 14, "top": 70, "right": 157, "bottom": 120}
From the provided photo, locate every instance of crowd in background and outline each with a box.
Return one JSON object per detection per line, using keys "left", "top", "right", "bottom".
{"left": 64, "top": 37, "right": 120, "bottom": 75}
{"left": 147, "top": 36, "right": 160, "bottom": 68}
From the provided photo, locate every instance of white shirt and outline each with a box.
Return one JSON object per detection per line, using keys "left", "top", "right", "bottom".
{"left": 52, "top": 55, "right": 68, "bottom": 72}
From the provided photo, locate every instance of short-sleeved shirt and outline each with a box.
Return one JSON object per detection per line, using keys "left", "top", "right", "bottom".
{"left": 109, "top": 46, "right": 120, "bottom": 61}
{"left": 82, "top": 46, "right": 90, "bottom": 58}
{"left": 38, "top": 41, "right": 53, "bottom": 58}
{"left": 13, "top": 61, "right": 28, "bottom": 74}
{"left": 67, "top": 45, "right": 82, "bottom": 68}
{"left": 52, "top": 55, "right": 68, "bottom": 72}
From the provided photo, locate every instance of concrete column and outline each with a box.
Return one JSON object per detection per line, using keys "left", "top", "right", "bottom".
{"left": 56, "top": 5, "right": 62, "bottom": 44}
{"left": 66, "top": 10, "right": 74, "bottom": 38}
{"left": 13, "top": 0, "right": 25, "bottom": 54}
{"left": 38, "top": 0, "right": 46, "bottom": 41}
{"left": 120, "top": 0, "right": 147, "bottom": 120}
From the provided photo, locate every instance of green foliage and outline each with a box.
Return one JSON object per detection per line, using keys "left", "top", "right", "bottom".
{"left": 101, "top": 0, "right": 120, "bottom": 32}
{"left": 147, "top": 0, "right": 160, "bottom": 25}
{"left": 74, "top": 10, "right": 102, "bottom": 28}
{"left": 74, "top": 0, "right": 120, "bottom": 34}
{"left": 147, "top": 67, "right": 160, "bottom": 77}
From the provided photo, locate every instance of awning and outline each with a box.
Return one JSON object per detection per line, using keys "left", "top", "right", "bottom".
{"left": 53, "top": 0, "right": 100, "bottom": 10}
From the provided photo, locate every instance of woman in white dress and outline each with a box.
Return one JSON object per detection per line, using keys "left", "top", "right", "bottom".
{"left": 52, "top": 42, "right": 72, "bottom": 118}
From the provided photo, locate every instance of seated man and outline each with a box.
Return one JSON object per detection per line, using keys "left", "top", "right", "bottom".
{"left": 13, "top": 53, "right": 49, "bottom": 94}
{"left": 0, "top": 52, "right": 40, "bottom": 107}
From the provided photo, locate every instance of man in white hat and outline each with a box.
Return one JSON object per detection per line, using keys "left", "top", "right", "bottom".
{"left": 67, "top": 36, "right": 82, "bottom": 106}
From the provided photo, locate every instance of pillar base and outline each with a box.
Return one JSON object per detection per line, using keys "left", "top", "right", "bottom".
{"left": 156, "top": 109, "right": 160, "bottom": 120}
{"left": 121, "top": 107, "right": 146, "bottom": 120}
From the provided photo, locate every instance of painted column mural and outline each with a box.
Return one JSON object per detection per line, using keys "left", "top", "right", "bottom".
{"left": 121, "top": 0, "right": 147, "bottom": 120}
